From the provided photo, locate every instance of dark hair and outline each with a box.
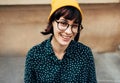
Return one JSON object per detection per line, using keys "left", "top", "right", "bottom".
{"left": 41, "top": 6, "right": 83, "bottom": 41}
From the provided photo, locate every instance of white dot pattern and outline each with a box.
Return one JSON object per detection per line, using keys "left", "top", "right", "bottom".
{"left": 24, "top": 37, "right": 97, "bottom": 83}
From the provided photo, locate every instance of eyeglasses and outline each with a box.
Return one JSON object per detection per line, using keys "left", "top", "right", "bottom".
{"left": 55, "top": 20, "right": 83, "bottom": 33}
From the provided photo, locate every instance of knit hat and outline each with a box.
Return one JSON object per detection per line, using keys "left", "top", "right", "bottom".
{"left": 48, "top": 0, "right": 83, "bottom": 20}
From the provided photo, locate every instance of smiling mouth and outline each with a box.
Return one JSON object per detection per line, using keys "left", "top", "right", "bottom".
{"left": 61, "top": 34, "right": 72, "bottom": 41}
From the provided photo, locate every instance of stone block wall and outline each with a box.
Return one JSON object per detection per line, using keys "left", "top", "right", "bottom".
{"left": 0, "top": 4, "right": 120, "bottom": 56}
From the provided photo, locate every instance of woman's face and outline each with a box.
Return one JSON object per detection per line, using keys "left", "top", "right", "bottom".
{"left": 52, "top": 17, "right": 78, "bottom": 46}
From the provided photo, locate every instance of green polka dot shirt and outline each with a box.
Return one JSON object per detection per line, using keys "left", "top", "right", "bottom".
{"left": 24, "top": 37, "right": 97, "bottom": 83}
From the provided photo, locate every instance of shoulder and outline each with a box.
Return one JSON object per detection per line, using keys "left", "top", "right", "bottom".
{"left": 73, "top": 41, "right": 91, "bottom": 52}
{"left": 26, "top": 39, "right": 48, "bottom": 59}
{"left": 70, "top": 41, "right": 95, "bottom": 66}
{"left": 71, "top": 41, "right": 93, "bottom": 58}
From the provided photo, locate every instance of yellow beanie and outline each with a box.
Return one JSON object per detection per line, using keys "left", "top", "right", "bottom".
{"left": 48, "top": 0, "right": 83, "bottom": 20}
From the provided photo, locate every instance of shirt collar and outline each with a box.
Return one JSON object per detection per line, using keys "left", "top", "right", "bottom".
{"left": 44, "top": 36, "right": 61, "bottom": 63}
{"left": 44, "top": 36, "right": 54, "bottom": 56}
{"left": 65, "top": 40, "right": 77, "bottom": 59}
{"left": 44, "top": 36, "right": 77, "bottom": 60}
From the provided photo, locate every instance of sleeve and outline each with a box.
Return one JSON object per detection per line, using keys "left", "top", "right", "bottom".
{"left": 87, "top": 48, "right": 97, "bottom": 83}
{"left": 24, "top": 48, "right": 37, "bottom": 83}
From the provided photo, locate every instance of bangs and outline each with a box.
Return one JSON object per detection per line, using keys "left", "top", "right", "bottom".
{"left": 62, "top": 7, "right": 81, "bottom": 23}
{"left": 51, "top": 6, "right": 82, "bottom": 24}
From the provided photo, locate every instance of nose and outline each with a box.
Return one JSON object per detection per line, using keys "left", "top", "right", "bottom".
{"left": 64, "top": 25, "right": 72, "bottom": 34}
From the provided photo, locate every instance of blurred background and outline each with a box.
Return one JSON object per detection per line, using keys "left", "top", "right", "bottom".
{"left": 0, "top": 0, "right": 120, "bottom": 83}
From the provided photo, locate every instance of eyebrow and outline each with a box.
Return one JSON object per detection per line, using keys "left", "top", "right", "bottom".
{"left": 59, "top": 18, "right": 67, "bottom": 21}
{"left": 59, "top": 18, "right": 78, "bottom": 24}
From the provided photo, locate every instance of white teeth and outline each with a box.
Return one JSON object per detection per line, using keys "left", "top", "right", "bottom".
{"left": 62, "top": 35, "right": 71, "bottom": 39}
{"left": 63, "top": 36, "right": 70, "bottom": 38}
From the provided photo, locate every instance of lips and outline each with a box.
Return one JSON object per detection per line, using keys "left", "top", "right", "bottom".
{"left": 61, "top": 34, "right": 72, "bottom": 41}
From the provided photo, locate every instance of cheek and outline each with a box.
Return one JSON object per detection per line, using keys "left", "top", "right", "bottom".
{"left": 53, "top": 26, "right": 57, "bottom": 35}
{"left": 71, "top": 32, "right": 78, "bottom": 40}
{"left": 53, "top": 23, "right": 61, "bottom": 35}
{"left": 52, "top": 22, "right": 57, "bottom": 32}
{"left": 75, "top": 32, "right": 78, "bottom": 36}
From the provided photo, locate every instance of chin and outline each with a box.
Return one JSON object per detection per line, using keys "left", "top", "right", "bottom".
{"left": 60, "top": 41, "right": 70, "bottom": 46}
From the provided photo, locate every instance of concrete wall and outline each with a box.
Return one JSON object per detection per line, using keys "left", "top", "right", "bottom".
{"left": 0, "top": 0, "right": 120, "bottom": 5}
{"left": 81, "top": 4, "right": 120, "bottom": 53}
{"left": 0, "top": 4, "right": 120, "bottom": 56}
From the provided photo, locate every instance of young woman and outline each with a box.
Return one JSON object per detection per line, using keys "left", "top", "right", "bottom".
{"left": 24, "top": 0, "right": 97, "bottom": 82}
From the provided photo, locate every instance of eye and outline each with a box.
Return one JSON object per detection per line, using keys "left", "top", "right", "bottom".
{"left": 59, "top": 21, "right": 68, "bottom": 27}
{"left": 72, "top": 24, "right": 79, "bottom": 28}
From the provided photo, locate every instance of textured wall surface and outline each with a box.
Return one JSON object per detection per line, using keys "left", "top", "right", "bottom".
{"left": 0, "top": 4, "right": 120, "bottom": 56}
{"left": 0, "top": 0, "right": 119, "bottom": 5}
{"left": 81, "top": 4, "right": 120, "bottom": 52}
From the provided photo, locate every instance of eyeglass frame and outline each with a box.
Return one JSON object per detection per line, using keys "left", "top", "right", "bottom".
{"left": 55, "top": 20, "right": 83, "bottom": 33}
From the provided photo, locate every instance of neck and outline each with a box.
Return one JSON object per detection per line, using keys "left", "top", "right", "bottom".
{"left": 51, "top": 37, "right": 68, "bottom": 60}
